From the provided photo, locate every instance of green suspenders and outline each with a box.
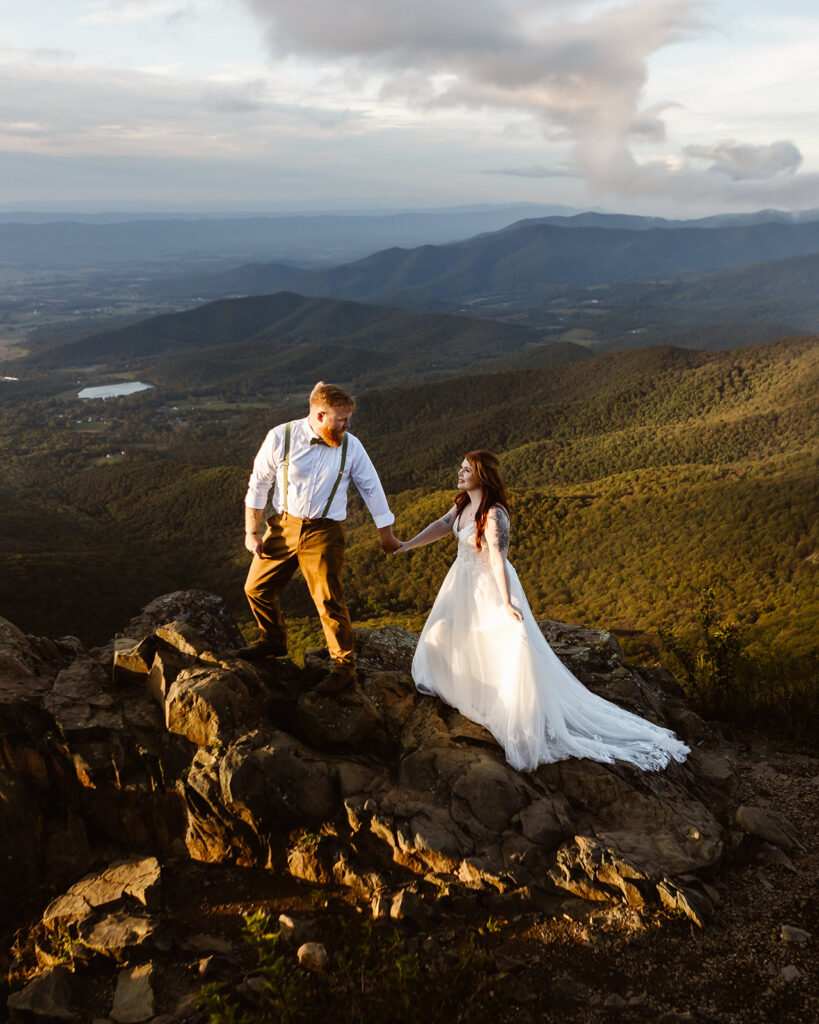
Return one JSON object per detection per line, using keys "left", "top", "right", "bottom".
{"left": 322, "top": 432, "right": 348, "bottom": 517}
{"left": 282, "top": 421, "right": 291, "bottom": 514}
{"left": 281, "top": 421, "right": 348, "bottom": 518}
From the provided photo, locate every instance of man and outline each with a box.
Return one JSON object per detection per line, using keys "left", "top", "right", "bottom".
{"left": 241, "top": 381, "right": 401, "bottom": 694}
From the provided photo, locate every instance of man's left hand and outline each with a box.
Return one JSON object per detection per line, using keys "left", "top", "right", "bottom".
{"left": 378, "top": 526, "right": 403, "bottom": 554}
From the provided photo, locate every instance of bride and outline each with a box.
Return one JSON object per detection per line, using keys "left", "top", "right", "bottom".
{"left": 395, "top": 450, "right": 689, "bottom": 773}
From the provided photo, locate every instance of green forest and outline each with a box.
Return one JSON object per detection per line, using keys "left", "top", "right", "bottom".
{"left": 1, "top": 333, "right": 816, "bottom": 739}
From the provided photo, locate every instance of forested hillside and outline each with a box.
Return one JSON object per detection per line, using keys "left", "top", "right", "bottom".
{"left": 1, "top": 337, "right": 815, "bottom": 710}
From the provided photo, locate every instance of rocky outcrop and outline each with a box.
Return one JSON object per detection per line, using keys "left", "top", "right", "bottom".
{"left": 0, "top": 592, "right": 807, "bottom": 1019}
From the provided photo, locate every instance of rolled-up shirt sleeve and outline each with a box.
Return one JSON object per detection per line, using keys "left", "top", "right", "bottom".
{"left": 351, "top": 441, "right": 394, "bottom": 528}
{"left": 244, "top": 427, "right": 280, "bottom": 509}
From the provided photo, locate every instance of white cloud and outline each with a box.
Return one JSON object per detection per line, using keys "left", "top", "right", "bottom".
{"left": 239, "top": 0, "right": 819, "bottom": 206}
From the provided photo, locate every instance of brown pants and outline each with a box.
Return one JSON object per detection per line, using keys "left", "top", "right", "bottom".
{"left": 243, "top": 512, "right": 354, "bottom": 673}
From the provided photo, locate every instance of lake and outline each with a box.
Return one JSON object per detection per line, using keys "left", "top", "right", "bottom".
{"left": 78, "top": 382, "right": 153, "bottom": 399}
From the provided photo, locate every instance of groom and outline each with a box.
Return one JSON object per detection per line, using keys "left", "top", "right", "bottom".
{"left": 240, "top": 381, "right": 401, "bottom": 693}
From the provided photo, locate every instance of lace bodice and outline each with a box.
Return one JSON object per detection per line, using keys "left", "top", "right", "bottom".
{"left": 454, "top": 507, "right": 510, "bottom": 568}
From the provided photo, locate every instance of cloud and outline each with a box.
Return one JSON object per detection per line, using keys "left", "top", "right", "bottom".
{"left": 239, "top": 0, "right": 818, "bottom": 206}
{"left": 483, "top": 164, "right": 577, "bottom": 178}
{"left": 683, "top": 139, "right": 803, "bottom": 180}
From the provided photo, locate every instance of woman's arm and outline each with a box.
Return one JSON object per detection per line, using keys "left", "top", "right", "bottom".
{"left": 394, "top": 505, "right": 458, "bottom": 554}
{"left": 485, "top": 507, "right": 522, "bottom": 621}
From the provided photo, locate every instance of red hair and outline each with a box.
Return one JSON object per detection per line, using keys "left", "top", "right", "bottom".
{"left": 454, "top": 450, "right": 510, "bottom": 551}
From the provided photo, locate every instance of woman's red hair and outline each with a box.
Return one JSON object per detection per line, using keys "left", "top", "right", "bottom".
{"left": 454, "top": 450, "right": 510, "bottom": 551}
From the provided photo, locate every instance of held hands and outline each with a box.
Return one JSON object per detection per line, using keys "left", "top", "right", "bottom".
{"left": 378, "top": 526, "right": 403, "bottom": 554}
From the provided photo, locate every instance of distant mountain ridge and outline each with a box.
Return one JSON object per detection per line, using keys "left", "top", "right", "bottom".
{"left": 28, "top": 291, "right": 590, "bottom": 389}
{"left": 285, "top": 220, "right": 819, "bottom": 308}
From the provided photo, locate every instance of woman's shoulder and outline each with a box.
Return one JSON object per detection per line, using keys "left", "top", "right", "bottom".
{"left": 487, "top": 504, "right": 510, "bottom": 522}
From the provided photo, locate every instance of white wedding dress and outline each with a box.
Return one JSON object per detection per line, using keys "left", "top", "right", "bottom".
{"left": 411, "top": 509, "right": 690, "bottom": 772}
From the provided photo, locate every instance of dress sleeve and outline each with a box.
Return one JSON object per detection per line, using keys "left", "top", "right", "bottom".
{"left": 485, "top": 506, "right": 510, "bottom": 558}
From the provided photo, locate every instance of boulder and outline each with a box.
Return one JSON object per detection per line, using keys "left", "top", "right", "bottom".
{"left": 736, "top": 805, "right": 800, "bottom": 852}
{"left": 165, "top": 666, "right": 253, "bottom": 747}
{"left": 7, "top": 966, "right": 78, "bottom": 1022}
{"left": 297, "top": 942, "right": 329, "bottom": 973}
{"left": 110, "top": 963, "right": 155, "bottom": 1023}
{"left": 297, "top": 688, "right": 384, "bottom": 749}
{"left": 120, "top": 591, "right": 243, "bottom": 651}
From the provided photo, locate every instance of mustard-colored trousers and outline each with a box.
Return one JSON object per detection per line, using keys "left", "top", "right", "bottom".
{"left": 243, "top": 511, "right": 354, "bottom": 673}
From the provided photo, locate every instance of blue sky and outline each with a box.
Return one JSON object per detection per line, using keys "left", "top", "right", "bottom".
{"left": 2, "top": 0, "right": 818, "bottom": 214}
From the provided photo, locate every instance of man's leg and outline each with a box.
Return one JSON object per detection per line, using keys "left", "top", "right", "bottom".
{"left": 298, "top": 519, "right": 355, "bottom": 679}
{"left": 243, "top": 514, "right": 299, "bottom": 653}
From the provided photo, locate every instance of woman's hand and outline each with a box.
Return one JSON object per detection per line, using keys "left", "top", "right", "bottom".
{"left": 390, "top": 541, "right": 407, "bottom": 555}
{"left": 504, "top": 602, "right": 523, "bottom": 623}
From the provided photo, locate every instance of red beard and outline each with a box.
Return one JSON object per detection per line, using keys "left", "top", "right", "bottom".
{"left": 318, "top": 422, "right": 344, "bottom": 447}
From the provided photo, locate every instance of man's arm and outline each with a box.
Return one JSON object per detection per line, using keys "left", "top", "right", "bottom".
{"left": 245, "top": 507, "right": 265, "bottom": 556}
{"left": 349, "top": 440, "right": 401, "bottom": 552}
{"left": 244, "top": 427, "right": 280, "bottom": 557}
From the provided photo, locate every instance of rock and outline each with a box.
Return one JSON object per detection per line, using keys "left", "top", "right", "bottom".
{"left": 156, "top": 621, "right": 214, "bottom": 659}
{"left": 43, "top": 658, "right": 125, "bottom": 742}
{"left": 218, "top": 729, "right": 340, "bottom": 826}
{"left": 7, "top": 966, "right": 78, "bottom": 1022}
{"left": 121, "top": 591, "right": 243, "bottom": 651}
{"left": 781, "top": 964, "right": 802, "bottom": 982}
{"left": 297, "top": 942, "right": 329, "bottom": 973}
{"left": 113, "top": 637, "right": 157, "bottom": 686}
{"left": 110, "top": 963, "right": 154, "bottom": 1023}
{"left": 43, "top": 857, "right": 162, "bottom": 927}
{"left": 278, "top": 914, "right": 315, "bottom": 947}
{"left": 390, "top": 889, "right": 427, "bottom": 926}
{"left": 736, "top": 805, "right": 799, "bottom": 851}
{"left": 656, "top": 878, "right": 712, "bottom": 928}
{"left": 146, "top": 648, "right": 190, "bottom": 708}
{"left": 165, "top": 666, "right": 253, "bottom": 747}
{"left": 179, "top": 934, "right": 236, "bottom": 957}
{"left": 0, "top": 615, "right": 47, "bottom": 678}
{"left": 604, "top": 993, "right": 627, "bottom": 1008}
{"left": 780, "top": 924, "right": 811, "bottom": 944}
{"left": 78, "top": 910, "right": 159, "bottom": 962}
{"left": 297, "top": 688, "right": 383, "bottom": 749}
{"left": 354, "top": 626, "right": 418, "bottom": 674}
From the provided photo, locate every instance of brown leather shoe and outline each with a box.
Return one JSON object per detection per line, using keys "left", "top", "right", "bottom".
{"left": 313, "top": 671, "right": 355, "bottom": 695}
{"left": 234, "top": 639, "right": 288, "bottom": 660}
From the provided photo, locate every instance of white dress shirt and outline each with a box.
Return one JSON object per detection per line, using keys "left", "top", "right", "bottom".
{"left": 245, "top": 416, "right": 394, "bottom": 527}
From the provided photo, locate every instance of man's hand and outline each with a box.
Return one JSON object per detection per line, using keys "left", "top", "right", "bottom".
{"left": 378, "top": 526, "right": 403, "bottom": 554}
{"left": 245, "top": 532, "right": 264, "bottom": 557}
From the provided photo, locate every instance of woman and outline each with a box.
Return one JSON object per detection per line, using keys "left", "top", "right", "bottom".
{"left": 395, "top": 451, "right": 689, "bottom": 773}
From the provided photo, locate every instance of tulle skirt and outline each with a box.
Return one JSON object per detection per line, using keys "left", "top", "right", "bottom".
{"left": 411, "top": 557, "right": 690, "bottom": 773}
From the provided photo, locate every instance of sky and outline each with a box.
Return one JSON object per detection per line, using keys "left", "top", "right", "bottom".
{"left": 2, "top": 0, "right": 819, "bottom": 215}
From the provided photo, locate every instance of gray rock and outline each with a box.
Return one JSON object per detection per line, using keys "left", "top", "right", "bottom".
{"left": 736, "top": 805, "right": 799, "bottom": 851}
{"left": 297, "top": 942, "right": 329, "bottom": 973}
{"left": 7, "top": 966, "right": 78, "bottom": 1022}
{"left": 781, "top": 924, "right": 811, "bottom": 944}
{"left": 297, "top": 688, "right": 383, "bottom": 749}
{"left": 781, "top": 964, "right": 802, "bottom": 982}
{"left": 156, "top": 621, "right": 214, "bottom": 659}
{"left": 110, "top": 963, "right": 154, "bottom": 1023}
{"left": 0, "top": 615, "right": 47, "bottom": 678}
{"left": 278, "top": 914, "right": 315, "bottom": 946}
{"left": 122, "top": 591, "right": 243, "bottom": 651}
